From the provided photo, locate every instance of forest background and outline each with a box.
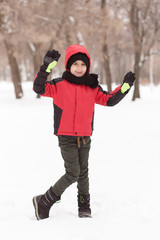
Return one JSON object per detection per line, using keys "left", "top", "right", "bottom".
{"left": 0, "top": 0, "right": 160, "bottom": 100}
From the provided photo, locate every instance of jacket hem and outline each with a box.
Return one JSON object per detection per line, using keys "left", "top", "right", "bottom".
{"left": 55, "top": 132, "right": 92, "bottom": 137}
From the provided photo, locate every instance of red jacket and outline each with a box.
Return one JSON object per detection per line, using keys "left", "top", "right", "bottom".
{"left": 33, "top": 45, "right": 127, "bottom": 136}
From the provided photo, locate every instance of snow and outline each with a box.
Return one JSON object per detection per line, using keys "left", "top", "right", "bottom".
{"left": 0, "top": 81, "right": 160, "bottom": 240}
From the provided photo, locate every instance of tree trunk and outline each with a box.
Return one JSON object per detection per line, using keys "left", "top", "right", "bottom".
{"left": 103, "top": 43, "right": 112, "bottom": 91}
{"left": 101, "top": 0, "right": 112, "bottom": 91}
{"left": 32, "top": 42, "right": 43, "bottom": 98}
{"left": 149, "top": 49, "right": 154, "bottom": 85}
{"left": 33, "top": 42, "right": 43, "bottom": 76}
{"left": 4, "top": 39, "right": 23, "bottom": 99}
{"left": 129, "top": 0, "right": 141, "bottom": 101}
{"left": 132, "top": 52, "right": 141, "bottom": 100}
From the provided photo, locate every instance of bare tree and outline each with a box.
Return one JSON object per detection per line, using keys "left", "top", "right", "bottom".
{"left": 4, "top": 39, "right": 23, "bottom": 98}
{"left": 128, "top": 0, "right": 160, "bottom": 100}
{"left": 100, "top": 0, "right": 112, "bottom": 91}
{"left": 0, "top": 0, "right": 23, "bottom": 98}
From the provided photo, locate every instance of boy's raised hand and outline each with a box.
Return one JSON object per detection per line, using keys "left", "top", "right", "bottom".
{"left": 44, "top": 49, "right": 61, "bottom": 73}
{"left": 121, "top": 71, "right": 135, "bottom": 93}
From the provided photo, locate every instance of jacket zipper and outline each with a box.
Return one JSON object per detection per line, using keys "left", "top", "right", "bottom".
{"left": 73, "top": 86, "right": 77, "bottom": 135}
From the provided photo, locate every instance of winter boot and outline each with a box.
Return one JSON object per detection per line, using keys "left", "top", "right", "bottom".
{"left": 78, "top": 194, "right": 92, "bottom": 218}
{"left": 33, "top": 187, "right": 60, "bottom": 220}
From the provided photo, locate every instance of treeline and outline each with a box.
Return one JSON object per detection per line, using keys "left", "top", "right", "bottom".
{"left": 0, "top": 0, "right": 160, "bottom": 100}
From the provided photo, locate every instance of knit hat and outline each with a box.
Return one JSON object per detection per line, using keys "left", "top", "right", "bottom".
{"left": 66, "top": 53, "right": 89, "bottom": 71}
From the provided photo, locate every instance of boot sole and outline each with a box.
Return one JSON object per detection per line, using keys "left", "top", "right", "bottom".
{"left": 33, "top": 196, "right": 41, "bottom": 220}
{"left": 79, "top": 212, "right": 92, "bottom": 218}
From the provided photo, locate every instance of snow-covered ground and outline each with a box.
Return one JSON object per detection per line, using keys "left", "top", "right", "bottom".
{"left": 0, "top": 81, "right": 160, "bottom": 240}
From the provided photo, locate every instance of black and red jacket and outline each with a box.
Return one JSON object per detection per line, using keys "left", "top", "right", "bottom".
{"left": 33, "top": 44, "right": 128, "bottom": 136}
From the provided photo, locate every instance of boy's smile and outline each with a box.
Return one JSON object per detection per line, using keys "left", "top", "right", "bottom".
{"left": 70, "top": 60, "right": 87, "bottom": 77}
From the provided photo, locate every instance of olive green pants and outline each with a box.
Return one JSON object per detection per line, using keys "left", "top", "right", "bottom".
{"left": 52, "top": 136, "right": 91, "bottom": 197}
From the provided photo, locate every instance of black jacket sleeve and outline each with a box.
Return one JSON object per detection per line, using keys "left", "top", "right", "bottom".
{"left": 95, "top": 85, "right": 129, "bottom": 106}
{"left": 33, "top": 65, "right": 50, "bottom": 95}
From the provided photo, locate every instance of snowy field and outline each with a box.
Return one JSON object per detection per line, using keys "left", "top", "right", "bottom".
{"left": 0, "top": 81, "right": 160, "bottom": 240}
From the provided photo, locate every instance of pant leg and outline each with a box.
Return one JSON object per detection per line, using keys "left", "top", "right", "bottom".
{"left": 52, "top": 136, "right": 80, "bottom": 197}
{"left": 77, "top": 137, "right": 91, "bottom": 195}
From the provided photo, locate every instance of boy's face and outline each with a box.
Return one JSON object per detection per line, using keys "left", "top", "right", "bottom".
{"left": 70, "top": 60, "right": 87, "bottom": 77}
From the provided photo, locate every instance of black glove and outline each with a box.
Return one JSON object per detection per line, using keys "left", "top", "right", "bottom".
{"left": 43, "top": 49, "right": 61, "bottom": 73}
{"left": 123, "top": 71, "right": 135, "bottom": 87}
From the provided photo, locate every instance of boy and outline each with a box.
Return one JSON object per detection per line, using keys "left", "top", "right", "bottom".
{"left": 33, "top": 44, "right": 135, "bottom": 220}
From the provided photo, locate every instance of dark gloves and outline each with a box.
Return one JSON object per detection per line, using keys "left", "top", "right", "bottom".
{"left": 123, "top": 71, "right": 135, "bottom": 86}
{"left": 121, "top": 71, "right": 135, "bottom": 93}
{"left": 43, "top": 49, "right": 61, "bottom": 73}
